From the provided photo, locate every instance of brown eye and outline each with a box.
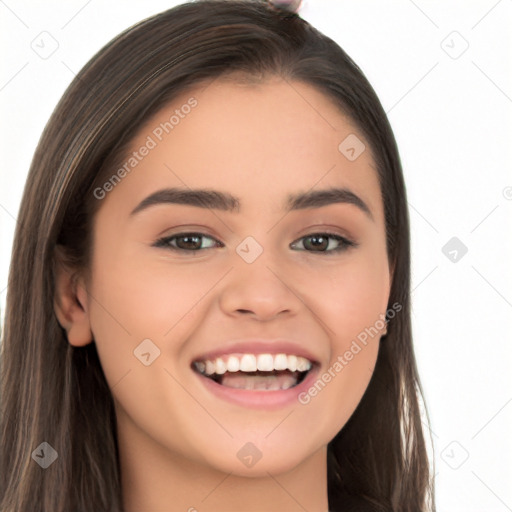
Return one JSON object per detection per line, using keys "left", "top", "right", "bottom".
{"left": 153, "top": 232, "right": 222, "bottom": 251}
{"left": 290, "top": 233, "right": 356, "bottom": 254}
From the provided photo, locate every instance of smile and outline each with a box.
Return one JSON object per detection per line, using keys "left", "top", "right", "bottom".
{"left": 193, "top": 353, "right": 313, "bottom": 390}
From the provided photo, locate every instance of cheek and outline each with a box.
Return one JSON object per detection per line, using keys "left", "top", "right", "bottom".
{"left": 313, "top": 247, "right": 390, "bottom": 344}
{"left": 299, "top": 247, "right": 388, "bottom": 430}
{"left": 86, "top": 244, "right": 216, "bottom": 379}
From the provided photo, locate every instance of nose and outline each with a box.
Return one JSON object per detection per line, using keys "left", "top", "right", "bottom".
{"left": 218, "top": 256, "right": 301, "bottom": 322}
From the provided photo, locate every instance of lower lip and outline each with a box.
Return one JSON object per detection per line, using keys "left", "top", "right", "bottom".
{"left": 194, "top": 365, "right": 320, "bottom": 411}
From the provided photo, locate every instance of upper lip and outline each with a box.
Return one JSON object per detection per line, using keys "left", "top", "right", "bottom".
{"left": 191, "top": 339, "right": 320, "bottom": 365}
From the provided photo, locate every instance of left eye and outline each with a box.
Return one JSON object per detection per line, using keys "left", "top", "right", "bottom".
{"left": 153, "top": 232, "right": 357, "bottom": 255}
{"left": 290, "top": 233, "right": 356, "bottom": 254}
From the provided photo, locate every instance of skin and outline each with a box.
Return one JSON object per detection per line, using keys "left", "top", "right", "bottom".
{"left": 54, "top": 74, "right": 392, "bottom": 512}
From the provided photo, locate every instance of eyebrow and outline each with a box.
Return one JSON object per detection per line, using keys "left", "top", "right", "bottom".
{"left": 129, "top": 186, "right": 374, "bottom": 221}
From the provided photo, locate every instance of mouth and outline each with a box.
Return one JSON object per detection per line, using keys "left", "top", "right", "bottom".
{"left": 191, "top": 353, "right": 316, "bottom": 391}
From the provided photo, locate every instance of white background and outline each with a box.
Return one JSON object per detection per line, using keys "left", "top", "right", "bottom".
{"left": 1, "top": 1, "right": 511, "bottom": 510}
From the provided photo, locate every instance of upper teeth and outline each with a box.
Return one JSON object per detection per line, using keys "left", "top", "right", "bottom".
{"left": 194, "top": 353, "right": 312, "bottom": 376}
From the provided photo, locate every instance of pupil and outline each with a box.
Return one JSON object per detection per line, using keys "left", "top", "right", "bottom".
{"left": 306, "top": 235, "right": 327, "bottom": 251}
{"left": 178, "top": 235, "right": 200, "bottom": 250}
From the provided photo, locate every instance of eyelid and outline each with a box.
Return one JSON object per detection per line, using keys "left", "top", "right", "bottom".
{"left": 154, "top": 224, "right": 220, "bottom": 239}
{"left": 294, "top": 223, "right": 357, "bottom": 242}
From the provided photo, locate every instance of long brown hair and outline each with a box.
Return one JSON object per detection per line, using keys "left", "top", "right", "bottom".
{"left": 0, "top": 1, "right": 435, "bottom": 510}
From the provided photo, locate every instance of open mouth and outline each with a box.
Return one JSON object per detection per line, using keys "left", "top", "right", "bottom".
{"left": 192, "top": 353, "right": 315, "bottom": 391}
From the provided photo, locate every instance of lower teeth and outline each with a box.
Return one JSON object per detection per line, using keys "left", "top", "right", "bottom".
{"left": 212, "top": 370, "right": 306, "bottom": 391}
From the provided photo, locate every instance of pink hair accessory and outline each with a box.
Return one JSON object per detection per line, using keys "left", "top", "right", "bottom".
{"left": 268, "top": 0, "right": 303, "bottom": 14}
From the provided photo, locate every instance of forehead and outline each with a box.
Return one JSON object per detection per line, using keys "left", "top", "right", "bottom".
{"left": 100, "top": 76, "right": 383, "bottom": 223}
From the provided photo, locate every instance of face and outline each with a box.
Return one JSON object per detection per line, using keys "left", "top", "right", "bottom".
{"left": 65, "top": 75, "right": 391, "bottom": 477}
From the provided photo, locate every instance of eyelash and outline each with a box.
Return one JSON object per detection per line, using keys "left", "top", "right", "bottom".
{"left": 152, "top": 231, "right": 358, "bottom": 255}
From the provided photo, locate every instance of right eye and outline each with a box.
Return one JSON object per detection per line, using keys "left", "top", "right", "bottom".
{"left": 153, "top": 232, "right": 223, "bottom": 252}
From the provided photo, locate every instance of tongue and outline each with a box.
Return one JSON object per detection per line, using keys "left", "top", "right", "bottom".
{"left": 219, "top": 370, "right": 299, "bottom": 391}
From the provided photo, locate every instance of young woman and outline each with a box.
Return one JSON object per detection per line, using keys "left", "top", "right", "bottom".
{"left": 0, "top": 1, "right": 435, "bottom": 510}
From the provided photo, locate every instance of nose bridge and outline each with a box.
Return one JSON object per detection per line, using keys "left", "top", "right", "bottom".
{"left": 218, "top": 233, "right": 300, "bottom": 319}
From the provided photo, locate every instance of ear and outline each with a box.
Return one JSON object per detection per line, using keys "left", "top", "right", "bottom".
{"left": 53, "top": 245, "right": 93, "bottom": 347}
